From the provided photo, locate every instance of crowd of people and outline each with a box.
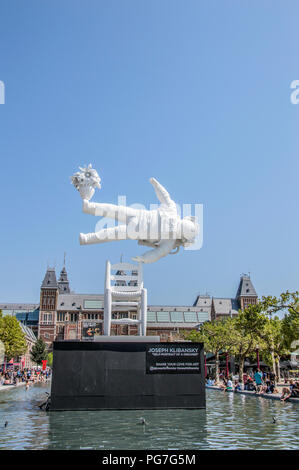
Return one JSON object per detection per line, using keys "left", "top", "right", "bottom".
{"left": 206, "top": 368, "right": 299, "bottom": 402}
{"left": 0, "top": 367, "right": 51, "bottom": 389}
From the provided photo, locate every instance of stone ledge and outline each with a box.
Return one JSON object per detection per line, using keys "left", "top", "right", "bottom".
{"left": 0, "top": 382, "right": 26, "bottom": 392}
{"left": 205, "top": 385, "right": 299, "bottom": 403}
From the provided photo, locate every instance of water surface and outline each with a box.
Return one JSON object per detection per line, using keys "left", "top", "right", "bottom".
{"left": 0, "top": 383, "right": 298, "bottom": 449}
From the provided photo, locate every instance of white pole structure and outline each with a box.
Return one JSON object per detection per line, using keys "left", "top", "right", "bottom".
{"left": 105, "top": 260, "right": 111, "bottom": 290}
{"left": 137, "top": 303, "right": 142, "bottom": 336}
{"left": 141, "top": 288, "right": 147, "bottom": 336}
{"left": 104, "top": 289, "right": 112, "bottom": 336}
{"left": 104, "top": 260, "right": 111, "bottom": 335}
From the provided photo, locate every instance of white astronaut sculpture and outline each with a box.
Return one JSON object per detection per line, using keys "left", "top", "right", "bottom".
{"left": 71, "top": 164, "right": 199, "bottom": 264}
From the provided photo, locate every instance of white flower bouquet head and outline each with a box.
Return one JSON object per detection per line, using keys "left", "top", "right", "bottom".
{"left": 71, "top": 164, "right": 101, "bottom": 200}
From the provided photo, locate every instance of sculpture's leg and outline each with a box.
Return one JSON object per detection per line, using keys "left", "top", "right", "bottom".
{"left": 83, "top": 200, "right": 140, "bottom": 222}
{"left": 132, "top": 239, "right": 177, "bottom": 264}
{"left": 79, "top": 225, "right": 128, "bottom": 245}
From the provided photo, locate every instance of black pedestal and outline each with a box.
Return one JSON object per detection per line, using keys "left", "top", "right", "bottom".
{"left": 50, "top": 340, "right": 205, "bottom": 410}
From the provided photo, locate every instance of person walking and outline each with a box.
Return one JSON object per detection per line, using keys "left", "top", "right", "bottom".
{"left": 254, "top": 368, "right": 263, "bottom": 394}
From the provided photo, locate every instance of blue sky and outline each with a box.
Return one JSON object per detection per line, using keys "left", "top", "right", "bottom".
{"left": 0, "top": 1, "right": 298, "bottom": 305}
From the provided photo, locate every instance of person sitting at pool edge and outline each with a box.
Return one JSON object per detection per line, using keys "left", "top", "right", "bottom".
{"left": 280, "top": 381, "right": 299, "bottom": 402}
{"left": 234, "top": 380, "right": 243, "bottom": 392}
{"left": 206, "top": 377, "right": 215, "bottom": 386}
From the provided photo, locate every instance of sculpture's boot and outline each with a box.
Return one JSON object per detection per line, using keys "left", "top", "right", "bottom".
{"left": 132, "top": 239, "right": 177, "bottom": 264}
{"left": 79, "top": 233, "right": 88, "bottom": 244}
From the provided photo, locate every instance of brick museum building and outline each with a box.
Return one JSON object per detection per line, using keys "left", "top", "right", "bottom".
{"left": 0, "top": 263, "right": 258, "bottom": 350}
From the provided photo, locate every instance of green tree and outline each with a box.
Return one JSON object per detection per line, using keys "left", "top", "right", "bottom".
{"left": 260, "top": 291, "right": 299, "bottom": 318}
{"left": 30, "top": 338, "right": 48, "bottom": 365}
{"left": 258, "top": 291, "right": 299, "bottom": 379}
{"left": 187, "top": 292, "right": 299, "bottom": 384}
{"left": 259, "top": 317, "right": 289, "bottom": 381}
{"left": 187, "top": 319, "right": 234, "bottom": 383}
{"left": 0, "top": 311, "right": 27, "bottom": 361}
{"left": 47, "top": 352, "right": 53, "bottom": 368}
{"left": 232, "top": 304, "right": 268, "bottom": 383}
{"left": 282, "top": 310, "right": 299, "bottom": 347}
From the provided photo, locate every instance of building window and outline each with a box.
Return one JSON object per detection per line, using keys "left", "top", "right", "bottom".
{"left": 170, "top": 311, "right": 184, "bottom": 322}
{"left": 43, "top": 313, "right": 52, "bottom": 324}
{"left": 87, "top": 313, "right": 99, "bottom": 320}
{"left": 156, "top": 311, "right": 170, "bottom": 322}
{"left": 56, "top": 325, "right": 64, "bottom": 340}
{"left": 83, "top": 300, "right": 104, "bottom": 309}
{"left": 184, "top": 312, "right": 198, "bottom": 322}
{"left": 197, "top": 312, "right": 210, "bottom": 322}
{"left": 147, "top": 312, "right": 156, "bottom": 322}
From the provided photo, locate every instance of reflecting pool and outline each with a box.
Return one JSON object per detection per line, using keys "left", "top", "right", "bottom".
{"left": 0, "top": 383, "right": 298, "bottom": 449}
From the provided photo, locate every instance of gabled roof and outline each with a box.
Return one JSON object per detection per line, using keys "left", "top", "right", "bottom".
{"left": 212, "top": 298, "right": 239, "bottom": 315}
{"left": 236, "top": 275, "right": 257, "bottom": 298}
{"left": 57, "top": 293, "right": 104, "bottom": 311}
{"left": 0, "top": 303, "right": 39, "bottom": 311}
{"left": 192, "top": 295, "right": 212, "bottom": 309}
{"left": 41, "top": 268, "right": 58, "bottom": 289}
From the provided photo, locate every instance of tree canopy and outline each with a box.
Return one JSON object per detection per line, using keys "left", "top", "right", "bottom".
{"left": 0, "top": 310, "right": 27, "bottom": 361}
{"left": 30, "top": 338, "right": 48, "bottom": 365}
{"left": 186, "top": 290, "right": 299, "bottom": 383}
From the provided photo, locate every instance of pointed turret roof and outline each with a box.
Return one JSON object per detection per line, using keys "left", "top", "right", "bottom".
{"left": 58, "top": 265, "right": 70, "bottom": 294}
{"left": 41, "top": 267, "right": 58, "bottom": 289}
{"left": 236, "top": 275, "right": 257, "bottom": 298}
{"left": 59, "top": 266, "right": 68, "bottom": 282}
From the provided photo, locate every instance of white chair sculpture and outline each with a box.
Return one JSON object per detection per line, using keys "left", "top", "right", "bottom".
{"left": 104, "top": 261, "right": 147, "bottom": 336}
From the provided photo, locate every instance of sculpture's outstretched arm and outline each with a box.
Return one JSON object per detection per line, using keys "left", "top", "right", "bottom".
{"left": 132, "top": 239, "right": 177, "bottom": 264}
{"left": 82, "top": 199, "right": 140, "bottom": 222}
{"left": 150, "top": 178, "right": 176, "bottom": 210}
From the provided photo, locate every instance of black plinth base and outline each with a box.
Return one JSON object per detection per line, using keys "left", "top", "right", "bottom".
{"left": 49, "top": 340, "right": 205, "bottom": 411}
